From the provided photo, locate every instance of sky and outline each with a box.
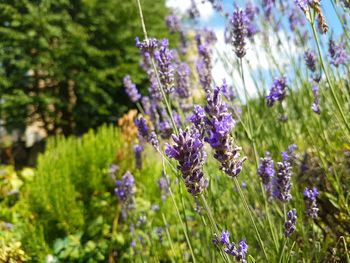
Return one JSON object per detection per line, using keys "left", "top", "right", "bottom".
{"left": 165, "top": 0, "right": 347, "bottom": 99}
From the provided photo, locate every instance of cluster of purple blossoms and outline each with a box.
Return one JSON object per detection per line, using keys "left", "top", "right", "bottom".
{"left": 135, "top": 116, "right": 159, "bottom": 150}
{"left": 284, "top": 209, "right": 297, "bottom": 237}
{"left": 266, "top": 76, "right": 288, "bottom": 107}
{"left": 133, "top": 144, "right": 143, "bottom": 170}
{"left": 304, "top": 187, "right": 319, "bottom": 219}
{"left": 176, "top": 62, "right": 191, "bottom": 99}
{"left": 304, "top": 50, "right": 317, "bottom": 72}
{"left": 282, "top": 144, "right": 297, "bottom": 165}
{"left": 294, "top": 0, "right": 309, "bottom": 12}
{"left": 230, "top": 7, "right": 248, "bottom": 59}
{"left": 115, "top": 171, "right": 135, "bottom": 210}
{"left": 188, "top": 0, "right": 200, "bottom": 19}
{"left": 245, "top": 2, "right": 259, "bottom": 39}
{"left": 165, "top": 13, "right": 187, "bottom": 54}
{"left": 311, "top": 85, "right": 321, "bottom": 114}
{"left": 257, "top": 152, "right": 275, "bottom": 186}
{"left": 213, "top": 230, "right": 248, "bottom": 262}
{"left": 154, "top": 39, "right": 175, "bottom": 93}
{"left": 274, "top": 160, "right": 293, "bottom": 202}
{"left": 165, "top": 127, "right": 208, "bottom": 196}
{"left": 262, "top": 0, "right": 275, "bottom": 18}
{"left": 158, "top": 171, "right": 170, "bottom": 202}
{"left": 165, "top": 13, "right": 181, "bottom": 33}
{"left": 196, "top": 43, "right": 213, "bottom": 93}
{"left": 203, "top": 83, "right": 246, "bottom": 177}
{"left": 123, "top": 75, "right": 141, "bottom": 103}
{"left": 328, "top": 38, "right": 348, "bottom": 67}
{"left": 135, "top": 37, "right": 159, "bottom": 56}
{"left": 288, "top": 6, "right": 306, "bottom": 32}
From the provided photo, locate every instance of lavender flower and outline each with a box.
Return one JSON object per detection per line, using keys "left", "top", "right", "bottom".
{"left": 165, "top": 127, "right": 208, "bottom": 196}
{"left": 284, "top": 209, "right": 297, "bottom": 237}
{"left": 304, "top": 187, "right": 319, "bottom": 219}
{"left": 154, "top": 39, "right": 175, "bottom": 93}
{"left": 214, "top": 230, "right": 248, "bottom": 262}
{"left": 158, "top": 171, "right": 170, "bottom": 202}
{"left": 190, "top": 105, "right": 206, "bottom": 134}
{"left": 311, "top": 85, "right": 321, "bottom": 114}
{"left": 282, "top": 144, "right": 297, "bottom": 164}
{"left": 304, "top": 50, "right": 317, "bottom": 72}
{"left": 204, "top": 84, "right": 246, "bottom": 177}
{"left": 274, "top": 161, "right": 293, "bottom": 202}
{"left": 135, "top": 116, "right": 149, "bottom": 138}
{"left": 220, "top": 230, "right": 230, "bottom": 246}
{"left": 263, "top": 0, "right": 275, "bottom": 17}
{"left": 266, "top": 76, "right": 288, "bottom": 107}
{"left": 196, "top": 43, "right": 213, "bottom": 93}
{"left": 148, "top": 75, "right": 162, "bottom": 101}
{"left": 244, "top": 2, "right": 259, "bottom": 38}
{"left": 257, "top": 152, "right": 275, "bottom": 186}
{"left": 156, "top": 227, "right": 163, "bottom": 242}
{"left": 328, "top": 39, "right": 348, "bottom": 67}
{"left": 123, "top": 75, "right": 141, "bottom": 103}
{"left": 295, "top": 0, "right": 309, "bottom": 11}
{"left": 188, "top": 0, "right": 200, "bottom": 19}
{"left": 159, "top": 119, "right": 173, "bottom": 139}
{"left": 115, "top": 171, "right": 135, "bottom": 205}
{"left": 135, "top": 37, "right": 159, "bottom": 56}
{"left": 288, "top": 7, "right": 306, "bottom": 31}
{"left": 134, "top": 144, "right": 143, "bottom": 170}
{"left": 231, "top": 7, "right": 248, "bottom": 58}
{"left": 135, "top": 116, "right": 159, "bottom": 149}
{"left": 141, "top": 96, "right": 151, "bottom": 115}
{"left": 165, "top": 13, "right": 181, "bottom": 33}
{"left": 176, "top": 62, "right": 191, "bottom": 99}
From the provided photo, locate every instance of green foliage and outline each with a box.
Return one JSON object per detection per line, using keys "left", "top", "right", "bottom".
{"left": 21, "top": 125, "right": 124, "bottom": 260}
{"left": 0, "top": 0, "right": 177, "bottom": 135}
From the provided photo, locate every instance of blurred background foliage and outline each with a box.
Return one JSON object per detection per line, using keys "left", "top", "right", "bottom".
{"left": 0, "top": 0, "right": 177, "bottom": 136}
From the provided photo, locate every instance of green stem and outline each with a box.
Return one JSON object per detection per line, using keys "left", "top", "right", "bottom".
{"left": 278, "top": 239, "right": 288, "bottom": 263}
{"left": 309, "top": 13, "right": 350, "bottom": 134}
{"left": 200, "top": 195, "right": 232, "bottom": 263}
{"left": 161, "top": 212, "right": 177, "bottom": 263}
{"left": 240, "top": 58, "right": 279, "bottom": 254}
{"left": 233, "top": 177, "right": 269, "bottom": 262}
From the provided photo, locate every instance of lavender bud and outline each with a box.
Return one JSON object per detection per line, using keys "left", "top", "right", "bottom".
{"left": 196, "top": 43, "right": 213, "bottom": 93}
{"left": 266, "top": 76, "right": 288, "bottom": 107}
{"left": 230, "top": 7, "right": 248, "bottom": 58}
{"left": 328, "top": 39, "right": 348, "bottom": 67}
{"left": 165, "top": 127, "right": 208, "bottom": 196}
{"left": 284, "top": 208, "right": 297, "bottom": 237}
{"left": 115, "top": 171, "right": 135, "bottom": 210}
{"left": 158, "top": 171, "right": 170, "bottom": 202}
{"left": 304, "top": 50, "right": 317, "bottom": 72}
{"left": 123, "top": 75, "right": 141, "bottom": 103}
{"left": 257, "top": 152, "right": 275, "bottom": 186}
{"left": 304, "top": 187, "right": 319, "bottom": 219}
{"left": 274, "top": 161, "right": 293, "bottom": 202}
{"left": 134, "top": 144, "right": 143, "bottom": 170}
{"left": 176, "top": 62, "right": 191, "bottom": 99}
{"left": 154, "top": 39, "right": 175, "bottom": 93}
{"left": 311, "top": 85, "right": 321, "bottom": 114}
{"left": 165, "top": 13, "right": 181, "bottom": 33}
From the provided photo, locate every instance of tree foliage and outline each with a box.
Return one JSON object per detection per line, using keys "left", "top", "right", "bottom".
{"left": 0, "top": 0, "right": 177, "bottom": 135}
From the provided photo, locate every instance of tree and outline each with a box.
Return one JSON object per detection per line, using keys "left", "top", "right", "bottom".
{"left": 0, "top": 0, "right": 177, "bottom": 135}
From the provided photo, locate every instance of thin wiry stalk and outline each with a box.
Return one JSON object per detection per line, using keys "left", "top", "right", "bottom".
{"left": 233, "top": 177, "right": 269, "bottom": 261}
{"left": 240, "top": 58, "right": 279, "bottom": 254}
{"left": 161, "top": 212, "right": 177, "bottom": 262}
{"left": 309, "top": 10, "right": 350, "bottom": 135}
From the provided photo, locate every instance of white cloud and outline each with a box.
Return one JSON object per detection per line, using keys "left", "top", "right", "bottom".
{"left": 166, "top": 0, "right": 214, "bottom": 21}
{"left": 211, "top": 27, "right": 303, "bottom": 100}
